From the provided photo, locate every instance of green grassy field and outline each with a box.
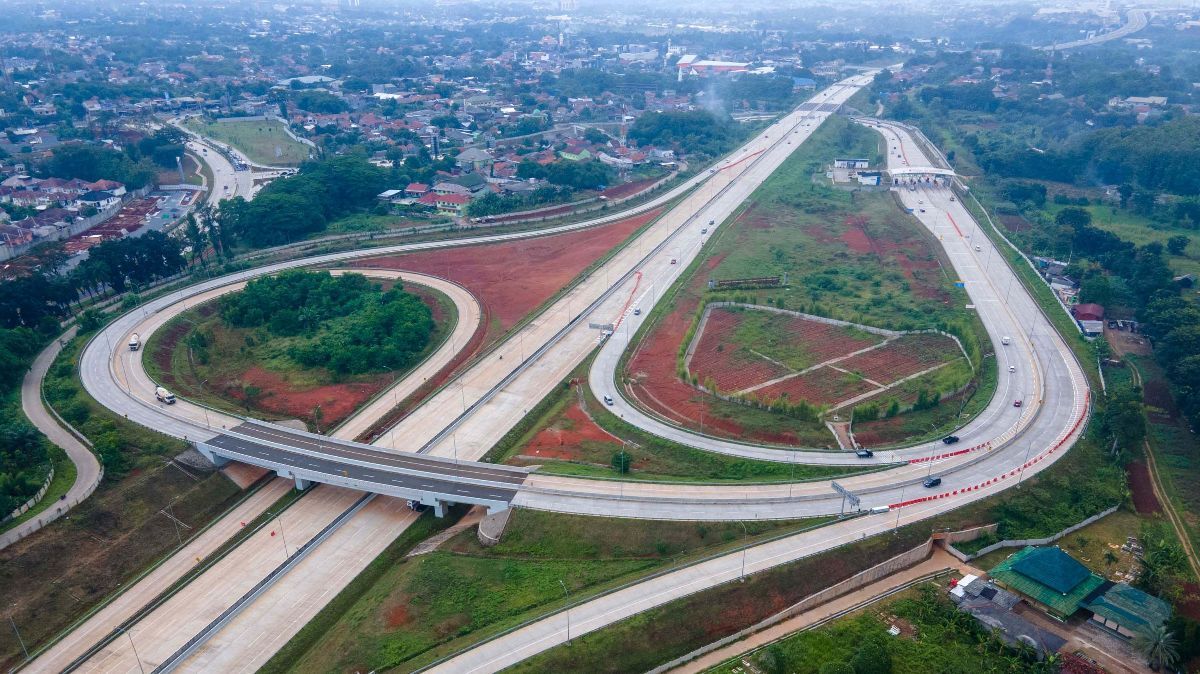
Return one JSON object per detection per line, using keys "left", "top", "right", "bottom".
{"left": 506, "top": 524, "right": 931, "bottom": 674}
{"left": 1042, "top": 202, "right": 1200, "bottom": 278}
{"left": 260, "top": 509, "right": 833, "bottom": 674}
{"left": 184, "top": 117, "right": 312, "bottom": 166}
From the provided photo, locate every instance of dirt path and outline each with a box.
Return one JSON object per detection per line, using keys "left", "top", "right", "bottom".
{"left": 1142, "top": 437, "right": 1200, "bottom": 580}
{"left": 1130, "top": 364, "right": 1200, "bottom": 580}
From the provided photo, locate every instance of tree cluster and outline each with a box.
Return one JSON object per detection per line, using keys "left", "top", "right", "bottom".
{"left": 220, "top": 271, "right": 434, "bottom": 376}
{"left": 0, "top": 418, "right": 49, "bottom": 517}
{"left": 627, "top": 110, "right": 735, "bottom": 158}
{"left": 1139, "top": 294, "right": 1200, "bottom": 431}
{"left": 40, "top": 144, "right": 158, "bottom": 190}
{"left": 515, "top": 159, "right": 614, "bottom": 191}
{"left": 214, "top": 154, "right": 388, "bottom": 247}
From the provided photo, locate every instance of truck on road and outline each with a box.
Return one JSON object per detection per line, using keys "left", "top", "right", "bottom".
{"left": 155, "top": 387, "right": 176, "bottom": 404}
{"left": 128, "top": 333, "right": 140, "bottom": 351}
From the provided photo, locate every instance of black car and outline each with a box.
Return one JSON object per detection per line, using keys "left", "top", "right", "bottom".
{"left": 923, "top": 476, "right": 942, "bottom": 488}
{"left": 942, "top": 435, "right": 960, "bottom": 445}
{"left": 855, "top": 449, "right": 874, "bottom": 458}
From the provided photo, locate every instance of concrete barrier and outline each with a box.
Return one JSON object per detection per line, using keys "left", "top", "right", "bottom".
{"left": 942, "top": 505, "right": 1119, "bottom": 562}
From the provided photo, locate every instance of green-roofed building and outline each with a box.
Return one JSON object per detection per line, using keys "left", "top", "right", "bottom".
{"left": 988, "top": 546, "right": 1106, "bottom": 620}
{"left": 1082, "top": 582, "right": 1172, "bottom": 639}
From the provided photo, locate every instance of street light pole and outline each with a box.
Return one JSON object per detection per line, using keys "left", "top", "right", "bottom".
{"left": 558, "top": 579, "right": 571, "bottom": 645}
{"left": 118, "top": 627, "right": 145, "bottom": 674}
{"left": 199, "top": 379, "right": 212, "bottom": 429}
{"left": 273, "top": 510, "right": 290, "bottom": 559}
{"left": 8, "top": 609, "right": 28, "bottom": 662}
{"left": 166, "top": 496, "right": 182, "bottom": 546}
{"left": 737, "top": 520, "right": 749, "bottom": 581}
{"left": 1017, "top": 442, "right": 1035, "bottom": 489}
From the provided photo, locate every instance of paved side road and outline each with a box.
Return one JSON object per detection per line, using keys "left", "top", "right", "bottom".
{"left": 1, "top": 327, "right": 102, "bottom": 550}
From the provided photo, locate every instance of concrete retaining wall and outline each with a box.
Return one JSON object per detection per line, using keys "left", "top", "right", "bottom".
{"left": 943, "top": 505, "right": 1119, "bottom": 562}
{"left": 2, "top": 468, "right": 54, "bottom": 524}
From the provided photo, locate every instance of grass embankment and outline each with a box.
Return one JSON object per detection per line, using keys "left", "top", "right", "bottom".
{"left": 504, "top": 427, "right": 1127, "bottom": 672}
{"left": 506, "top": 524, "right": 930, "bottom": 674}
{"left": 706, "top": 584, "right": 1058, "bottom": 674}
{"left": 260, "top": 509, "right": 832, "bottom": 674}
{"left": 0, "top": 330, "right": 248, "bottom": 671}
{"left": 144, "top": 275, "right": 455, "bottom": 430}
{"left": 183, "top": 117, "right": 311, "bottom": 166}
{"left": 622, "top": 115, "right": 994, "bottom": 447}
{"left": 1129, "top": 354, "right": 1200, "bottom": 570}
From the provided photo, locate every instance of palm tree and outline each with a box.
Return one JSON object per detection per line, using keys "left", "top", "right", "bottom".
{"left": 1134, "top": 624, "right": 1179, "bottom": 671}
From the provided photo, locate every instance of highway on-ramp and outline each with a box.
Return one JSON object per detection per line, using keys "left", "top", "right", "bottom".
{"left": 41, "top": 73, "right": 1089, "bottom": 673}
{"left": 421, "top": 118, "right": 1090, "bottom": 674}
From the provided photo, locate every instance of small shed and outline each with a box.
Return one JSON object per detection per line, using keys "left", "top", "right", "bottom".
{"left": 1082, "top": 582, "right": 1172, "bottom": 639}
{"left": 1072, "top": 303, "right": 1105, "bottom": 322}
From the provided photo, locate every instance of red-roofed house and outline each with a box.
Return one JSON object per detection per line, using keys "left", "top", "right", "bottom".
{"left": 405, "top": 183, "right": 430, "bottom": 197}
{"left": 434, "top": 193, "right": 470, "bottom": 216}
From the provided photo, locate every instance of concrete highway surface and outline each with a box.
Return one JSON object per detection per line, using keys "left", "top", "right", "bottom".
{"left": 46, "top": 76, "right": 877, "bottom": 673}
{"left": 1039, "top": 9, "right": 1148, "bottom": 51}
{"left": 42, "top": 72, "right": 1090, "bottom": 673}
{"left": 422, "top": 118, "right": 1090, "bottom": 674}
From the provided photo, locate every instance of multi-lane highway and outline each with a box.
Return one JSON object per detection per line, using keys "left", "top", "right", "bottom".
{"left": 38, "top": 71, "right": 1090, "bottom": 673}
{"left": 40, "top": 75, "right": 880, "bottom": 673}
{"left": 1039, "top": 9, "right": 1148, "bottom": 51}
{"left": 421, "top": 117, "right": 1090, "bottom": 674}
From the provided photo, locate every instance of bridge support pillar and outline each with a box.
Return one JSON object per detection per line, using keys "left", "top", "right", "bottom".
{"left": 194, "top": 442, "right": 229, "bottom": 467}
{"left": 294, "top": 477, "right": 312, "bottom": 491}
{"left": 433, "top": 500, "right": 447, "bottom": 518}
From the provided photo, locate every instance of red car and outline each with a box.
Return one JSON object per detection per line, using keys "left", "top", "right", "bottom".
{"left": 1013, "top": 400, "right": 1023, "bottom": 408}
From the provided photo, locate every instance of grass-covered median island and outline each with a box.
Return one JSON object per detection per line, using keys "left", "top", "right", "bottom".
{"left": 147, "top": 270, "right": 452, "bottom": 430}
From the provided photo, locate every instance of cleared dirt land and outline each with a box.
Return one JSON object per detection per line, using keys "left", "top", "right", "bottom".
{"left": 354, "top": 207, "right": 663, "bottom": 341}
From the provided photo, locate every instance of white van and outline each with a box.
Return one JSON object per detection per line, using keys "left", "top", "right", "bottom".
{"left": 603, "top": 395, "right": 614, "bottom": 406}
{"left": 1001, "top": 336, "right": 1011, "bottom": 345}
{"left": 155, "top": 387, "right": 176, "bottom": 404}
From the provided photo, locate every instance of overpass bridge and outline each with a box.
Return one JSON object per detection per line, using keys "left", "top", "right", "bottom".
{"left": 196, "top": 420, "right": 529, "bottom": 516}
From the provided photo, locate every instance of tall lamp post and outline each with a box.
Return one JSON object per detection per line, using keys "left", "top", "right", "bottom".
{"left": 737, "top": 520, "right": 749, "bottom": 581}
{"left": 558, "top": 579, "right": 572, "bottom": 645}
